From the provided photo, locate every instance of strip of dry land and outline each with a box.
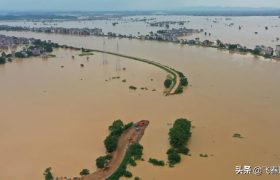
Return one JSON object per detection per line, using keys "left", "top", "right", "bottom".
{"left": 80, "top": 121, "right": 149, "bottom": 180}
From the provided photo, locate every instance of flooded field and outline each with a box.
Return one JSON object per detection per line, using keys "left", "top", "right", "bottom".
{"left": 0, "top": 31, "right": 280, "bottom": 180}
{"left": 1, "top": 16, "right": 280, "bottom": 48}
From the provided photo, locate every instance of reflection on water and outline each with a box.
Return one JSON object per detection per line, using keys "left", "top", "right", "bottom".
{"left": 0, "top": 31, "right": 280, "bottom": 180}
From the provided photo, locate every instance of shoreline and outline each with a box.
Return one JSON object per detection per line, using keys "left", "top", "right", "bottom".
{"left": 0, "top": 34, "right": 188, "bottom": 95}
{"left": 0, "top": 27, "right": 279, "bottom": 61}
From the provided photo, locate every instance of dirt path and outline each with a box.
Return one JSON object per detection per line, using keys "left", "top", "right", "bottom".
{"left": 82, "top": 121, "right": 149, "bottom": 180}
{"left": 169, "top": 71, "right": 181, "bottom": 95}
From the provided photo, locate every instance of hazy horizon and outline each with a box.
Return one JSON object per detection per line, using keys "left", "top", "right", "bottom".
{"left": 1, "top": 0, "right": 280, "bottom": 11}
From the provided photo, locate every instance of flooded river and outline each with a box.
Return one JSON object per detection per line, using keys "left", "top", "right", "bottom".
{"left": 0, "top": 31, "right": 280, "bottom": 180}
{"left": 1, "top": 16, "right": 280, "bottom": 48}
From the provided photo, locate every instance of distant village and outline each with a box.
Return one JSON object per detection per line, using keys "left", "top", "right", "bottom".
{"left": 0, "top": 34, "right": 58, "bottom": 64}
{"left": 0, "top": 24, "right": 280, "bottom": 62}
{"left": 181, "top": 38, "right": 280, "bottom": 59}
{"left": 0, "top": 25, "right": 103, "bottom": 36}
{"left": 149, "top": 21, "right": 187, "bottom": 27}
{"left": 0, "top": 34, "right": 30, "bottom": 49}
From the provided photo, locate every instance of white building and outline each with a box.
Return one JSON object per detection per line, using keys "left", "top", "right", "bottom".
{"left": 276, "top": 45, "right": 280, "bottom": 57}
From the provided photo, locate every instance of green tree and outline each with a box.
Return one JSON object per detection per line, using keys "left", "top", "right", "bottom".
{"left": 15, "top": 52, "right": 25, "bottom": 58}
{"left": 0, "top": 56, "right": 6, "bottom": 64}
{"left": 124, "top": 122, "right": 133, "bottom": 130}
{"left": 44, "top": 45, "right": 53, "bottom": 52}
{"left": 130, "top": 143, "right": 143, "bottom": 160}
{"left": 148, "top": 158, "right": 165, "bottom": 166}
{"left": 109, "top": 119, "right": 124, "bottom": 137}
{"left": 104, "top": 135, "right": 118, "bottom": 153}
{"left": 43, "top": 167, "right": 53, "bottom": 180}
{"left": 123, "top": 171, "right": 133, "bottom": 178}
{"left": 180, "top": 77, "right": 188, "bottom": 86}
{"left": 164, "top": 78, "right": 172, "bottom": 88}
{"left": 169, "top": 118, "right": 191, "bottom": 148}
{"left": 167, "top": 148, "right": 181, "bottom": 165}
{"left": 80, "top": 169, "right": 90, "bottom": 176}
{"left": 96, "top": 154, "right": 112, "bottom": 168}
{"left": 175, "top": 146, "right": 189, "bottom": 155}
{"left": 228, "top": 44, "right": 238, "bottom": 50}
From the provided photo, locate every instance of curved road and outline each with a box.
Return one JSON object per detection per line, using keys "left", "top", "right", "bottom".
{"left": 83, "top": 48, "right": 181, "bottom": 96}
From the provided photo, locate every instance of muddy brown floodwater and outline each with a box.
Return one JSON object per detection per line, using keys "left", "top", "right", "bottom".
{"left": 0, "top": 31, "right": 280, "bottom": 180}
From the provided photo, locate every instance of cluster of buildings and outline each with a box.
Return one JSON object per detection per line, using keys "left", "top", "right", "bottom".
{"left": 254, "top": 45, "right": 280, "bottom": 57}
{"left": 0, "top": 25, "right": 103, "bottom": 36}
{"left": 1, "top": 24, "right": 280, "bottom": 59}
{"left": 0, "top": 35, "right": 54, "bottom": 60}
{"left": 33, "top": 27, "right": 103, "bottom": 36}
{"left": 149, "top": 21, "right": 187, "bottom": 27}
{"left": 181, "top": 38, "right": 242, "bottom": 48}
{"left": 0, "top": 34, "right": 30, "bottom": 50}
{"left": 180, "top": 37, "right": 280, "bottom": 58}
{"left": 143, "top": 28, "right": 202, "bottom": 41}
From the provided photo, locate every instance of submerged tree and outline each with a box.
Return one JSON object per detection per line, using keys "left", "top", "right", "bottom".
{"left": 164, "top": 78, "right": 172, "bottom": 88}
{"left": 80, "top": 169, "right": 90, "bottom": 176}
{"left": 0, "top": 56, "right": 6, "bottom": 64}
{"left": 43, "top": 167, "right": 54, "bottom": 180}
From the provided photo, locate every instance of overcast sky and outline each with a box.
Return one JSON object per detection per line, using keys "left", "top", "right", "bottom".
{"left": 1, "top": 0, "right": 280, "bottom": 11}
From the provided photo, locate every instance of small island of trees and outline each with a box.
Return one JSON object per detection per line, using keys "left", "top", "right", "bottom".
{"left": 148, "top": 158, "right": 165, "bottom": 166}
{"left": 43, "top": 167, "right": 54, "bottom": 180}
{"left": 167, "top": 118, "right": 192, "bottom": 166}
{"left": 164, "top": 78, "right": 173, "bottom": 89}
{"left": 80, "top": 169, "right": 90, "bottom": 176}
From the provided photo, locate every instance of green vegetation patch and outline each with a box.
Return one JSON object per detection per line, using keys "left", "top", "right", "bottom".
{"left": 167, "top": 148, "right": 181, "bottom": 167}
{"left": 96, "top": 154, "right": 112, "bottom": 169}
{"left": 169, "top": 118, "right": 192, "bottom": 148}
{"left": 80, "top": 169, "right": 90, "bottom": 176}
{"left": 104, "top": 135, "right": 118, "bottom": 153}
{"left": 148, "top": 158, "right": 165, "bottom": 166}
{"left": 103, "top": 120, "right": 129, "bottom": 153}
{"left": 123, "top": 171, "right": 133, "bottom": 178}
{"left": 233, "top": 133, "right": 243, "bottom": 139}
{"left": 43, "top": 167, "right": 54, "bottom": 180}
{"left": 199, "top": 154, "right": 208, "bottom": 158}
{"left": 164, "top": 78, "right": 173, "bottom": 89}
{"left": 0, "top": 56, "right": 6, "bottom": 64}
{"left": 167, "top": 118, "right": 192, "bottom": 166}
{"left": 129, "top": 85, "right": 137, "bottom": 90}
{"left": 79, "top": 52, "right": 94, "bottom": 56}
{"left": 107, "top": 143, "right": 143, "bottom": 180}
{"left": 98, "top": 120, "right": 134, "bottom": 168}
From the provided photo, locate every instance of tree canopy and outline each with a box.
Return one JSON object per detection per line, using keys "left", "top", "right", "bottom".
{"left": 96, "top": 154, "right": 112, "bottom": 169}
{"left": 104, "top": 135, "right": 118, "bottom": 153}
{"left": 43, "top": 167, "right": 53, "bottom": 180}
{"left": 164, "top": 78, "right": 172, "bottom": 88}
{"left": 80, "top": 169, "right": 90, "bottom": 176}
{"left": 167, "top": 118, "right": 192, "bottom": 166}
{"left": 169, "top": 118, "right": 191, "bottom": 148}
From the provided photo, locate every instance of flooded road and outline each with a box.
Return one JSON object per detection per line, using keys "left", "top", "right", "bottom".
{"left": 0, "top": 31, "right": 280, "bottom": 180}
